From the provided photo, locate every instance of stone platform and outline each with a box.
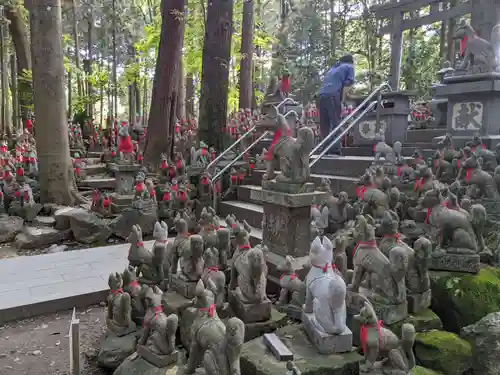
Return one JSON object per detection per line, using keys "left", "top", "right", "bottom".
{"left": 0, "top": 240, "right": 155, "bottom": 325}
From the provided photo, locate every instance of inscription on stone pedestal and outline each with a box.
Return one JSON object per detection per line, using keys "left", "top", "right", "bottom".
{"left": 451, "top": 102, "right": 483, "bottom": 131}
{"left": 358, "top": 119, "right": 387, "bottom": 139}
{"left": 430, "top": 252, "right": 480, "bottom": 273}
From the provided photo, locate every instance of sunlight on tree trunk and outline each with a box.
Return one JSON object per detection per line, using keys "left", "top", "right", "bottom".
{"left": 144, "top": 0, "right": 186, "bottom": 167}
{"left": 30, "top": 0, "right": 75, "bottom": 205}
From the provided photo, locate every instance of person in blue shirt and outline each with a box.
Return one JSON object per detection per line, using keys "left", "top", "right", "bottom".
{"left": 318, "top": 54, "right": 355, "bottom": 155}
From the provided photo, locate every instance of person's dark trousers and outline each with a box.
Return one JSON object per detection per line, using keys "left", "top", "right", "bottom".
{"left": 319, "top": 93, "right": 342, "bottom": 155}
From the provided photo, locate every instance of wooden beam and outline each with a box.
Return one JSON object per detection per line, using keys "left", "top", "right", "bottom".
{"left": 371, "top": 0, "right": 439, "bottom": 18}
{"left": 379, "top": 1, "right": 472, "bottom": 34}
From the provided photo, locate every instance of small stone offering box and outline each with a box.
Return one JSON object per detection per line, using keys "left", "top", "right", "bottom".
{"left": 352, "top": 91, "right": 411, "bottom": 146}
{"left": 302, "top": 312, "right": 353, "bottom": 354}
{"left": 259, "top": 181, "right": 327, "bottom": 258}
{"left": 430, "top": 252, "right": 480, "bottom": 273}
{"left": 108, "top": 163, "right": 142, "bottom": 195}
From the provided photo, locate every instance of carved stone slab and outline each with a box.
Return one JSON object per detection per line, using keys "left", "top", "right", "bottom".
{"left": 228, "top": 290, "right": 272, "bottom": 323}
{"left": 171, "top": 276, "right": 198, "bottom": 299}
{"left": 137, "top": 345, "right": 178, "bottom": 368}
{"left": 451, "top": 102, "right": 483, "bottom": 131}
{"left": 407, "top": 289, "right": 431, "bottom": 314}
{"left": 430, "top": 252, "right": 480, "bottom": 273}
{"left": 263, "top": 333, "right": 294, "bottom": 361}
{"left": 347, "top": 290, "right": 408, "bottom": 324}
{"left": 302, "top": 312, "right": 353, "bottom": 354}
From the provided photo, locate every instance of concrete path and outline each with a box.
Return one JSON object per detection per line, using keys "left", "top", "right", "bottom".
{"left": 0, "top": 240, "right": 154, "bottom": 325}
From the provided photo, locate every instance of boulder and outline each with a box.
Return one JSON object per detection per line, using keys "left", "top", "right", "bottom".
{"left": 67, "top": 208, "right": 111, "bottom": 244}
{"left": 0, "top": 215, "right": 24, "bottom": 243}
{"left": 14, "top": 226, "right": 71, "bottom": 250}
{"left": 110, "top": 209, "right": 157, "bottom": 239}
{"left": 389, "top": 309, "right": 443, "bottom": 336}
{"left": 33, "top": 216, "right": 56, "bottom": 228}
{"left": 461, "top": 311, "right": 500, "bottom": 375}
{"left": 97, "top": 332, "right": 137, "bottom": 370}
{"left": 414, "top": 330, "right": 472, "bottom": 375}
{"left": 53, "top": 206, "right": 76, "bottom": 230}
{"left": 113, "top": 352, "right": 179, "bottom": 375}
{"left": 8, "top": 202, "right": 43, "bottom": 222}
{"left": 430, "top": 267, "right": 500, "bottom": 332}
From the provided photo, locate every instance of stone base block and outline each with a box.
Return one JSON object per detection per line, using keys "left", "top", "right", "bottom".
{"left": 137, "top": 345, "right": 178, "bottom": 368}
{"left": 241, "top": 308, "right": 287, "bottom": 342}
{"left": 430, "top": 252, "right": 480, "bottom": 273}
{"left": 97, "top": 331, "right": 138, "bottom": 370}
{"left": 105, "top": 319, "right": 137, "bottom": 337}
{"left": 113, "top": 352, "right": 179, "bottom": 375}
{"left": 407, "top": 289, "right": 431, "bottom": 314}
{"left": 302, "top": 312, "right": 353, "bottom": 354}
{"left": 241, "top": 324, "right": 360, "bottom": 375}
{"left": 171, "top": 276, "right": 198, "bottom": 299}
{"left": 228, "top": 290, "right": 272, "bottom": 323}
{"left": 277, "top": 303, "right": 302, "bottom": 321}
{"left": 262, "top": 180, "right": 316, "bottom": 194}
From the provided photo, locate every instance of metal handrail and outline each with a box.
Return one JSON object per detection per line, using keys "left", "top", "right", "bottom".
{"left": 211, "top": 131, "right": 270, "bottom": 209}
{"left": 309, "top": 100, "right": 378, "bottom": 168}
{"left": 310, "top": 81, "right": 392, "bottom": 156}
{"left": 284, "top": 110, "right": 300, "bottom": 118}
{"left": 207, "top": 98, "right": 296, "bottom": 172}
{"left": 206, "top": 125, "right": 256, "bottom": 171}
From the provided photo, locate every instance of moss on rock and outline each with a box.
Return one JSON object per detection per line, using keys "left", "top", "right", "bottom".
{"left": 389, "top": 309, "right": 442, "bottom": 334}
{"left": 430, "top": 267, "right": 500, "bottom": 332}
{"left": 414, "top": 330, "right": 472, "bottom": 375}
{"left": 410, "top": 366, "right": 443, "bottom": 375}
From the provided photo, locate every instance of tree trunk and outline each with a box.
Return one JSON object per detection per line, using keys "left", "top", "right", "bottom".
{"left": 71, "top": 0, "right": 82, "bottom": 96}
{"left": 238, "top": 0, "right": 254, "bottom": 110}
{"left": 5, "top": 5, "right": 32, "bottom": 122}
{"left": 330, "top": 0, "right": 336, "bottom": 61}
{"left": 30, "top": 0, "right": 74, "bottom": 205}
{"left": 185, "top": 72, "right": 194, "bottom": 118}
{"left": 87, "top": 14, "right": 93, "bottom": 118}
{"left": 112, "top": 0, "right": 118, "bottom": 120}
{"left": 198, "top": 0, "right": 234, "bottom": 151}
{"left": 144, "top": 0, "right": 186, "bottom": 166}
{"left": 447, "top": 0, "right": 457, "bottom": 65}
{"left": 11, "top": 54, "right": 19, "bottom": 133}
{"left": 142, "top": 76, "right": 148, "bottom": 124}
{"left": 176, "top": 60, "right": 186, "bottom": 120}
{"left": 0, "top": 20, "right": 6, "bottom": 135}
{"left": 68, "top": 66, "right": 72, "bottom": 119}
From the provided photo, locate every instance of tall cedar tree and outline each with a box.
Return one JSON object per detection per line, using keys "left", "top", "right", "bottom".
{"left": 30, "top": 0, "right": 75, "bottom": 204}
{"left": 198, "top": 0, "right": 234, "bottom": 152}
{"left": 144, "top": 0, "right": 186, "bottom": 167}
{"left": 238, "top": 0, "right": 254, "bottom": 110}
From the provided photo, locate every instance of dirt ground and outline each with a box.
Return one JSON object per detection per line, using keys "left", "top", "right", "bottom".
{"left": 0, "top": 305, "right": 108, "bottom": 375}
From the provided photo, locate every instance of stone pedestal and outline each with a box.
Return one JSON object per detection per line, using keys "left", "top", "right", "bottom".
{"left": 408, "top": 289, "right": 432, "bottom": 314}
{"left": 302, "top": 312, "right": 353, "bottom": 354}
{"left": 429, "top": 83, "right": 448, "bottom": 128}
{"left": 171, "top": 275, "right": 198, "bottom": 299}
{"left": 347, "top": 289, "right": 408, "bottom": 324}
{"left": 352, "top": 91, "right": 411, "bottom": 146}
{"left": 259, "top": 181, "right": 327, "bottom": 258}
{"left": 110, "top": 193, "right": 133, "bottom": 214}
{"left": 430, "top": 252, "right": 480, "bottom": 273}
{"left": 108, "top": 163, "right": 142, "bottom": 195}
{"left": 434, "top": 74, "right": 500, "bottom": 148}
{"left": 228, "top": 290, "right": 272, "bottom": 323}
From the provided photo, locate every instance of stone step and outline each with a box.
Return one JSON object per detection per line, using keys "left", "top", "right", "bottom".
{"left": 342, "top": 145, "right": 436, "bottom": 158}
{"left": 83, "top": 163, "right": 107, "bottom": 176}
{"left": 77, "top": 177, "right": 116, "bottom": 190}
{"left": 405, "top": 129, "right": 446, "bottom": 143}
{"left": 87, "top": 151, "right": 103, "bottom": 158}
{"left": 84, "top": 157, "right": 102, "bottom": 165}
{"left": 219, "top": 201, "right": 263, "bottom": 230}
{"left": 249, "top": 171, "right": 359, "bottom": 197}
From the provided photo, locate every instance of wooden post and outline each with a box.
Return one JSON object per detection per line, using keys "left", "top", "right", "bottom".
{"left": 69, "top": 308, "right": 80, "bottom": 375}
{"left": 388, "top": 12, "right": 404, "bottom": 90}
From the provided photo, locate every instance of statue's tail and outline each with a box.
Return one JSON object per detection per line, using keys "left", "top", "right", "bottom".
{"left": 401, "top": 323, "right": 416, "bottom": 369}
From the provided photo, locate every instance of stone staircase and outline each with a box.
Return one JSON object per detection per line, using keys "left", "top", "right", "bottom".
{"left": 218, "top": 128, "right": 447, "bottom": 283}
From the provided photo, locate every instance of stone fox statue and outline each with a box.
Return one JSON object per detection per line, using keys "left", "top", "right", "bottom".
{"left": 454, "top": 22, "right": 498, "bottom": 73}
{"left": 255, "top": 111, "right": 314, "bottom": 183}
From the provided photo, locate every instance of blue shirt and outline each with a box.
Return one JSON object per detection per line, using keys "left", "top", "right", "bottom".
{"left": 319, "top": 63, "right": 355, "bottom": 97}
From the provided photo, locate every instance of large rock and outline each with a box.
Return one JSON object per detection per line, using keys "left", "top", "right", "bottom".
{"left": 14, "top": 226, "right": 71, "bottom": 250}
{"left": 97, "top": 332, "right": 137, "bottom": 370}
{"left": 113, "top": 352, "right": 178, "bottom": 375}
{"left": 414, "top": 330, "right": 472, "bottom": 375}
{"left": 241, "top": 324, "right": 361, "bottom": 375}
{"left": 0, "top": 215, "right": 24, "bottom": 243}
{"left": 67, "top": 208, "right": 111, "bottom": 243}
{"left": 53, "top": 206, "right": 76, "bottom": 230}
{"left": 461, "top": 311, "right": 500, "bottom": 375}
{"left": 110, "top": 209, "right": 157, "bottom": 239}
{"left": 430, "top": 268, "right": 500, "bottom": 332}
